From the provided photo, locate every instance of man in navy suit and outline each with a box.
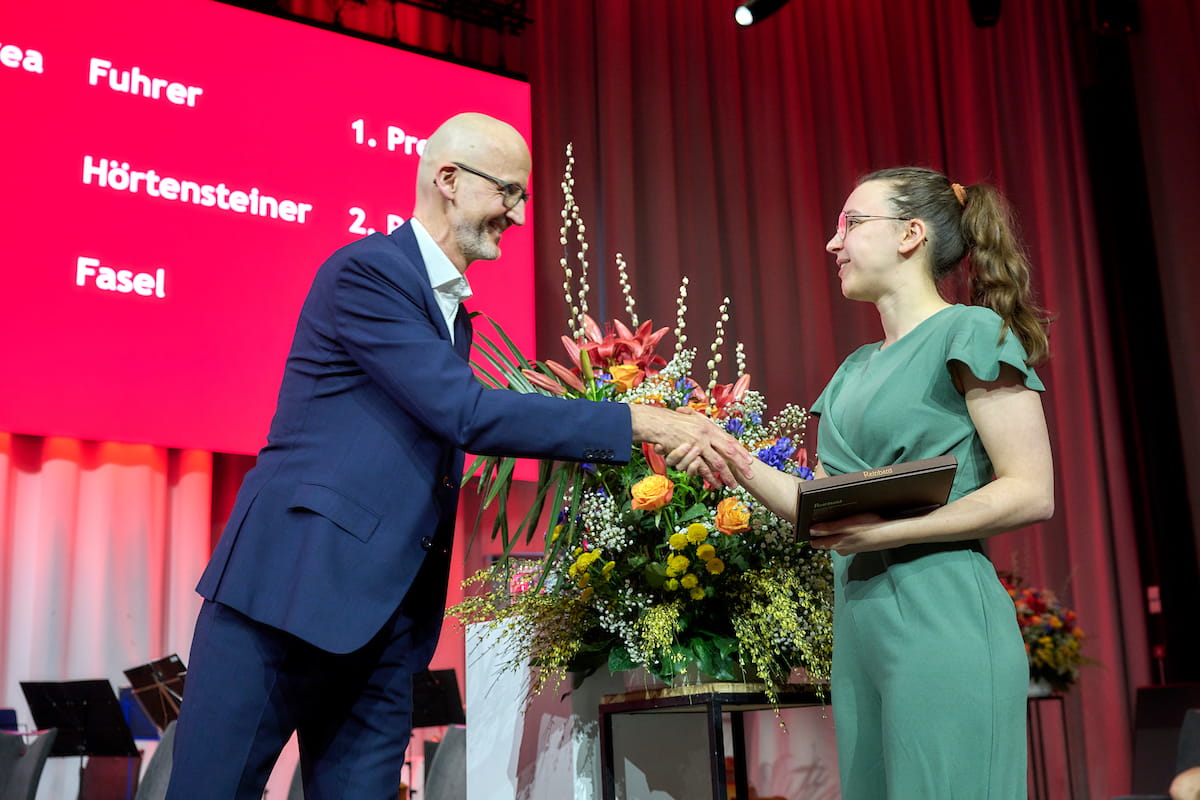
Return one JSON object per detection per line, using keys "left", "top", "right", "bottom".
{"left": 166, "top": 113, "right": 747, "bottom": 799}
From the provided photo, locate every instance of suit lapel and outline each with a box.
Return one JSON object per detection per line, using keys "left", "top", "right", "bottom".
{"left": 453, "top": 305, "right": 472, "bottom": 360}
{"left": 389, "top": 223, "right": 455, "bottom": 344}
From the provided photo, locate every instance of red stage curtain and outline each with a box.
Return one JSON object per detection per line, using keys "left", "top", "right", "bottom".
{"left": 1129, "top": 0, "right": 1200, "bottom": 554}
{"left": 0, "top": 434, "right": 214, "bottom": 796}
{"left": 526, "top": 1, "right": 1145, "bottom": 795}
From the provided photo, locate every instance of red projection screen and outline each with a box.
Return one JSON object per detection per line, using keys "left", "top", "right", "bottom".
{"left": 0, "top": 0, "right": 535, "bottom": 455}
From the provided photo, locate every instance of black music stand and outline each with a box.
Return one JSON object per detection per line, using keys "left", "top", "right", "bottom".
{"left": 123, "top": 654, "right": 186, "bottom": 733}
{"left": 19, "top": 680, "right": 139, "bottom": 758}
{"left": 412, "top": 669, "right": 465, "bottom": 729}
{"left": 412, "top": 669, "right": 465, "bottom": 787}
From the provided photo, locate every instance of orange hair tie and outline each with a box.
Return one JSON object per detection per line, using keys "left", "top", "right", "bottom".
{"left": 951, "top": 182, "right": 967, "bottom": 206}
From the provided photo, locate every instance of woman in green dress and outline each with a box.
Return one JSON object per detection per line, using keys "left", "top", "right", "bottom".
{"left": 670, "top": 167, "right": 1054, "bottom": 798}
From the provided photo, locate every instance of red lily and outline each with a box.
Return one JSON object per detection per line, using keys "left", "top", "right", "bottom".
{"left": 564, "top": 315, "right": 670, "bottom": 375}
{"left": 521, "top": 369, "right": 567, "bottom": 395}
{"left": 641, "top": 442, "right": 667, "bottom": 475}
{"left": 544, "top": 360, "right": 588, "bottom": 393}
{"left": 691, "top": 374, "right": 751, "bottom": 416}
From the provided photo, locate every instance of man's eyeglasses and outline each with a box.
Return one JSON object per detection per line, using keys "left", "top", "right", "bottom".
{"left": 835, "top": 212, "right": 912, "bottom": 241}
{"left": 453, "top": 162, "right": 530, "bottom": 210}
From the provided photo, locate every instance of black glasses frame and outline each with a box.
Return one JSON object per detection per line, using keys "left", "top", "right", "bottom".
{"left": 452, "top": 161, "right": 530, "bottom": 210}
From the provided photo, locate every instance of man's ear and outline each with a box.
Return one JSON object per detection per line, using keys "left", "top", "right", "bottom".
{"left": 898, "top": 217, "right": 927, "bottom": 255}
{"left": 433, "top": 164, "right": 458, "bottom": 198}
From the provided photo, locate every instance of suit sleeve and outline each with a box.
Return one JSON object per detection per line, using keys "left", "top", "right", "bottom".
{"left": 331, "top": 249, "right": 631, "bottom": 463}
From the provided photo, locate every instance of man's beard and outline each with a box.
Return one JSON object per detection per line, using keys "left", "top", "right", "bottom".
{"left": 454, "top": 216, "right": 501, "bottom": 263}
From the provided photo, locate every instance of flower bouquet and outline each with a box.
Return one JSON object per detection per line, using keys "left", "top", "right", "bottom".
{"left": 450, "top": 147, "right": 833, "bottom": 702}
{"left": 998, "top": 572, "right": 1086, "bottom": 692}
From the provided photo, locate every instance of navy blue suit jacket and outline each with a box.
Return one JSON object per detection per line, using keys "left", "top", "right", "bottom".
{"left": 197, "top": 222, "right": 631, "bottom": 653}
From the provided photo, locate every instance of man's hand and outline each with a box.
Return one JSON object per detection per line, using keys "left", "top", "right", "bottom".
{"left": 629, "top": 405, "right": 752, "bottom": 487}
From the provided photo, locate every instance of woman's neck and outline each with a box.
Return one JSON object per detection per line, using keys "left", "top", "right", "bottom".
{"left": 875, "top": 287, "right": 951, "bottom": 348}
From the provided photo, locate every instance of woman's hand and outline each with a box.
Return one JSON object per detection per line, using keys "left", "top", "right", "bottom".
{"left": 808, "top": 513, "right": 901, "bottom": 554}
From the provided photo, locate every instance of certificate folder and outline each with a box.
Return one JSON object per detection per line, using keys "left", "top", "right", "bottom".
{"left": 796, "top": 454, "right": 957, "bottom": 539}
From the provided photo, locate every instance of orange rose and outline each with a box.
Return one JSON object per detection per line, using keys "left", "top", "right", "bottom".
{"left": 715, "top": 497, "right": 751, "bottom": 534}
{"left": 631, "top": 474, "right": 674, "bottom": 511}
{"left": 609, "top": 364, "right": 645, "bottom": 392}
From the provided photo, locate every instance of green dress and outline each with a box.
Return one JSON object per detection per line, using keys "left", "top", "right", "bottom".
{"left": 810, "top": 304, "right": 1043, "bottom": 799}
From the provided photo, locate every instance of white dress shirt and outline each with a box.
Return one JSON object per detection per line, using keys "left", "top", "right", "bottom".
{"left": 409, "top": 218, "right": 473, "bottom": 344}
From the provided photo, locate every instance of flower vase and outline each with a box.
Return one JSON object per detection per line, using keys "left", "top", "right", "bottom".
{"left": 1027, "top": 676, "right": 1054, "bottom": 698}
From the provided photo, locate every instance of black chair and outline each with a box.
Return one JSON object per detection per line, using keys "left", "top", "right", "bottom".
{"left": 423, "top": 725, "right": 466, "bottom": 800}
{"left": 133, "top": 719, "right": 177, "bottom": 800}
{"left": 1113, "top": 708, "right": 1200, "bottom": 800}
{"left": 0, "top": 731, "right": 25, "bottom": 790}
{"left": 287, "top": 761, "right": 304, "bottom": 800}
{"left": 1, "top": 728, "right": 59, "bottom": 800}
{"left": 78, "top": 752, "right": 142, "bottom": 800}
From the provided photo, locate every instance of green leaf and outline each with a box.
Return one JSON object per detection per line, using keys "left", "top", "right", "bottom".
{"left": 471, "top": 346, "right": 537, "bottom": 393}
{"left": 643, "top": 561, "right": 667, "bottom": 588}
{"left": 677, "top": 502, "right": 709, "bottom": 523}
{"left": 482, "top": 457, "right": 517, "bottom": 507}
{"left": 514, "top": 459, "right": 557, "bottom": 546}
{"left": 466, "top": 362, "right": 507, "bottom": 389}
{"left": 608, "top": 647, "right": 636, "bottom": 672}
{"left": 534, "top": 464, "right": 576, "bottom": 590}
{"left": 482, "top": 315, "right": 537, "bottom": 371}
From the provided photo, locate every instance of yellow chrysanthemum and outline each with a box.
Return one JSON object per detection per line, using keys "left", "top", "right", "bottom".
{"left": 689, "top": 587, "right": 706, "bottom": 600}
{"left": 577, "top": 573, "right": 590, "bottom": 588}
{"left": 602, "top": 561, "right": 616, "bottom": 578}
{"left": 669, "top": 554, "right": 690, "bottom": 573}
{"left": 551, "top": 524, "right": 564, "bottom": 542}
{"left": 706, "top": 558, "right": 725, "bottom": 575}
{"left": 669, "top": 532, "right": 688, "bottom": 550}
{"left": 580, "top": 586, "right": 594, "bottom": 602}
{"left": 696, "top": 544, "right": 717, "bottom": 562}
{"left": 686, "top": 523, "right": 709, "bottom": 544}
{"left": 665, "top": 578, "right": 680, "bottom": 591}
{"left": 681, "top": 573, "right": 699, "bottom": 589}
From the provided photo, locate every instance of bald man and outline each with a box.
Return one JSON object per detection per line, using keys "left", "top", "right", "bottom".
{"left": 166, "top": 113, "right": 746, "bottom": 799}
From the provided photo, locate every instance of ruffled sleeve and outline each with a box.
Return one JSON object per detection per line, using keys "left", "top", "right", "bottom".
{"left": 946, "top": 306, "right": 1045, "bottom": 391}
{"left": 810, "top": 385, "right": 828, "bottom": 417}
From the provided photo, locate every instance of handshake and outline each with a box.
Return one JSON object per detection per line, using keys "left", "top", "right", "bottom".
{"left": 629, "top": 404, "right": 753, "bottom": 487}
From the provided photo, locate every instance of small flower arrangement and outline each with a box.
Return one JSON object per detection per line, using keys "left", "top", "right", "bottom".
{"left": 998, "top": 572, "right": 1086, "bottom": 692}
{"left": 450, "top": 146, "right": 834, "bottom": 703}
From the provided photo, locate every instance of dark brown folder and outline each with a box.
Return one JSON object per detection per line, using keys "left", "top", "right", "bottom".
{"left": 796, "top": 454, "right": 958, "bottom": 539}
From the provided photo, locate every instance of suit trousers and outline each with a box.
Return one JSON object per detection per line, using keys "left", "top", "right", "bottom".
{"left": 166, "top": 595, "right": 442, "bottom": 800}
{"left": 831, "top": 543, "right": 1029, "bottom": 799}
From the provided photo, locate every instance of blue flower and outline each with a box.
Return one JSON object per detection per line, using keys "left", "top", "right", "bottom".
{"left": 755, "top": 436, "right": 797, "bottom": 470}
{"left": 747, "top": 412, "right": 763, "bottom": 426}
{"left": 724, "top": 418, "right": 745, "bottom": 436}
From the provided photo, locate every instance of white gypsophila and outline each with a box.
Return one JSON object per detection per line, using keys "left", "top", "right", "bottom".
{"left": 767, "top": 403, "right": 810, "bottom": 440}
{"left": 739, "top": 391, "right": 767, "bottom": 418}
{"left": 581, "top": 490, "right": 631, "bottom": 551}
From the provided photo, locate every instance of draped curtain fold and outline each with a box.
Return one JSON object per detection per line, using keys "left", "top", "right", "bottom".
{"left": 1128, "top": 0, "right": 1200, "bottom": 554}
{"left": 527, "top": 1, "right": 1146, "bottom": 795}
{"left": 4, "top": 0, "right": 1189, "bottom": 796}
{"left": 0, "top": 434, "right": 213, "bottom": 797}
